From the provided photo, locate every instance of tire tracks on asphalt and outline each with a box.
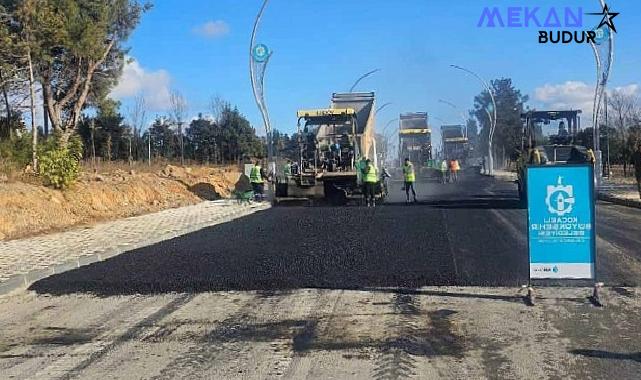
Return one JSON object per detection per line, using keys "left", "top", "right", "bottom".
{"left": 26, "top": 294, "right": 195, "bottom": 380}
{"left": 280, "top": 290, "right": 345, "bottom": 379}
{"left": 150, "top": 292, "right": 271, "bottom": 379}
{"left": 372, "top": 292, "right": 421, "bottom": 379}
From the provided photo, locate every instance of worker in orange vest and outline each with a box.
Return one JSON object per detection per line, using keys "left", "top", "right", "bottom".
{"left": 450, "top": 159, "right": 461, "bottom": 183}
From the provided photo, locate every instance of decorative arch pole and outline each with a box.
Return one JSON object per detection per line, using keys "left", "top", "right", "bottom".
{"left": 589, "top": 0, "right": 615, "bottom": 185}
{"left": 250, "top": 0, "right": 274, "bottom": 178}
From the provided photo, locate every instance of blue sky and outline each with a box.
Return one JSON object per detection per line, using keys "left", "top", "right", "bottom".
{"left": 111, "top": 0, "right": 641, "bottom": 148}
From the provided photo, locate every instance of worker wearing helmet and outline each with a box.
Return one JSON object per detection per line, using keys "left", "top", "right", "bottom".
{"left": 363, "top": 159, "right": 378, "bottom": 207}
{"left": 402, "top": 158, "right": 417, "bottom": 203}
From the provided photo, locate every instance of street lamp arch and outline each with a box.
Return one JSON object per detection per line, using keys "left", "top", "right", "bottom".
{"left": 450, "top": 64, "right": 497, "bottom": 175}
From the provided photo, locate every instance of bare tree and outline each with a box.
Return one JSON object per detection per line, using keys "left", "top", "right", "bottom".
{"left": 209, "top": 95, "right": 230, "bottom": 164}
{"left": 608, "top": 90, "right": 639, "bottom": 175}
{"left": 209, "top": 95, "right": 229, "bottom": 124}
{"left": 170, "top": 89, "right": 188, "bottom": 165}
{"left": 128, "top": 95, "right": 147, "bottom": 163}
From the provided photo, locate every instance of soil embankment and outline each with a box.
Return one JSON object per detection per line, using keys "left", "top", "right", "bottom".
{"left": 0, "top": 165, "right": 241, "bottom": 240}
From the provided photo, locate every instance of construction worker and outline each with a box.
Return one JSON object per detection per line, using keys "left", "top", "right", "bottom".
{"left": 402, "top": 158, "right": 417, "bottom": 203}
{"left": 439, "top": 159, "right": 449, "bottom": 184}
{"left": 283, "top": 159, "right": 292, "bottom": 178}
{"left": 250, "top": 160, "right": 266, "bottom": 201}
{"left": 450, "top": 159, "right": 461, "bottom": 183}
{"left": 363, "top": 159, "right": 378, "bottom": 207}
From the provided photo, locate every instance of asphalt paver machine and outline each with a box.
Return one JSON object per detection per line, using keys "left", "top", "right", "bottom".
{"left": 280, "top": 92, "right": 380, "bottom": 205}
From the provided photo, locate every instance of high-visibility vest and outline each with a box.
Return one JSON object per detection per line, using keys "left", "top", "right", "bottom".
{"left": 284, "top": 163, "right": 292, "bottom": 176}
{"left": 364, "top": 164, "right": 378, "bottom": 183}
{"left": 250, "top": 165, "right": 263, "bottom": 184}
{"left": 403, "top": 163, "right": 416, "bottom": 182}
{"left": 440, "top": 160, "right": 448, "bottom": 172}
{"left": 452, "top": 160, "right": 460, "bottom": 171}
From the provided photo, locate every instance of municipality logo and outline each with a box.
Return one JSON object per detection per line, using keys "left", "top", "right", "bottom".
{"left": 546, "top": 176, "right": 575, "bottom": 216}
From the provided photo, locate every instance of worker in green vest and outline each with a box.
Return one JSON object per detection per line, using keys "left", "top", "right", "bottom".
{"left": 283, "top": 159, "right": 292, "bottom": 178}
{"left": 250, "top": 160, "right": 266, "bottom": 201}
{"left": 439, "top": 159, "right": 449, "bottom": 184}
{"left": 402, "top": 158, "right": 417, "bottom": 203}
{"left": 363, "top": 159, "right": 378, "bottom": 207}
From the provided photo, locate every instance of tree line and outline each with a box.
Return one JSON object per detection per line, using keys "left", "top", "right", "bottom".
{"left": 74, "top": 95, "right": 265, "bottom": 166}
{"left": 0, "top": 1, "right": 269, "bottom": 187}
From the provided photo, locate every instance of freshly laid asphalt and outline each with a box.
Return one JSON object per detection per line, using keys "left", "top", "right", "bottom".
{"left": 31, "top": 169, "right": 641, "bottom": 296}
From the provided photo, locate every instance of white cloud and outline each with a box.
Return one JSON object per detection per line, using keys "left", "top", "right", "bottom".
{"left": 533, "top": 81, "right": 640, "bottom": 126}
{"left": 613, "top": 83, "right": 640, "bottom": 97}
{"left": 193, "top": 20, "right": 230, "bottom": 39}
{"left": 110, "top": 58, "right": 172, "bottom": 111}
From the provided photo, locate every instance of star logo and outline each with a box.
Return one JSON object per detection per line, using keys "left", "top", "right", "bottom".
{"left": 586, "top": 3, "right": 620, "bottom": 33}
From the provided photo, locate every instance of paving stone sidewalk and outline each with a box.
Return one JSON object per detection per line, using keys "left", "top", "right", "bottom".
{"left": 0, "top": 200, "right": 270, "bottom": 294}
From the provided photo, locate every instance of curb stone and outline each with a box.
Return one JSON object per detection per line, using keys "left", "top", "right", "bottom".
{"left": 0, "top": 202, "right": 271, "bottom": 297}
{"left": 598, "top": 193, "right": 641, "bottom": 209}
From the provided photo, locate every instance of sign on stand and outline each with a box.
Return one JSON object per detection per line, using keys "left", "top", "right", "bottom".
{"left": 526, "top": 165, "right": 596, "bottom": 280}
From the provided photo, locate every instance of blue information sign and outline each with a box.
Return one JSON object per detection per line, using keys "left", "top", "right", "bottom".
{"left": 526, "top": 165, "right": 596, "bottom": 280}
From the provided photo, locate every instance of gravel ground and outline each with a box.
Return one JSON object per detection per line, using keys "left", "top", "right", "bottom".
{"left": 1, "top": 169, "right": 641, "bottom": 379}
{"left": 1, "top": 287, "right": 639, "bottom": 379}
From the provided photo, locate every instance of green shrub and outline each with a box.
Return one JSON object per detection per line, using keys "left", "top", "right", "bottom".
{"left": 37, "top": 135, "right": 84, "bottom": 189}
{"left": 0, "top": 133, "right": 33, "bottom": 168}
{"left": 38, "top": 147, "right": 79, "bottom": 189}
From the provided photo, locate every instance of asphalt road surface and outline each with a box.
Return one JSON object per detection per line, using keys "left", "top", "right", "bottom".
{"left": 2, "top": 169, "right": 641, "bottom": 379}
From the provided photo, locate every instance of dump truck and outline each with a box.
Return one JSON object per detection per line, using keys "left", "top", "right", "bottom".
{"left": 441, "top": 125, "right": 468, "bottom": 162}
{"left": 398, "top": 112, "right": 432, "bottom": 179}
{"left": 279, "top": 92, "right": 380, "bottom": 205}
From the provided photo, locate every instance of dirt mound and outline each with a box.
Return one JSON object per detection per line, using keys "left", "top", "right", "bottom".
{"left": 159, "top": 165, "right": 238, "bottom": 199}
{"left": 0, "top": 165, "right": 240, "bottom": 240}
